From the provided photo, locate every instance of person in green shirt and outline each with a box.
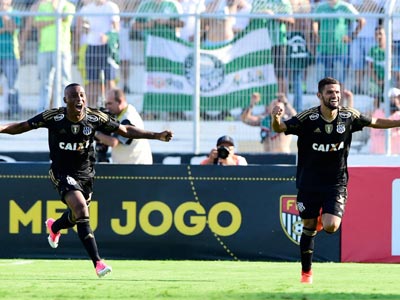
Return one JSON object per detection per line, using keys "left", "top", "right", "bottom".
{"left": 32, "top": 0, "right": 76, "bottom": 112}
{"left": 132, "top": 0, "right": 184, "bottom": 38}
{"left": 0, "top": 0, "right": 21, "bottom": 118}
{"left": 251, "top": 0, "right": 294, "bottom": 95}
{"left": 366, "top": 25, "right": 385, "bottom": 110}
{"left": 312, "top": 0, "right": 365, "bottom": 89}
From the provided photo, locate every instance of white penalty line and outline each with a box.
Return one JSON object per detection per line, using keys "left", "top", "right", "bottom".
{"left": 0, "top": 260, "right": 33, "bottom": 266}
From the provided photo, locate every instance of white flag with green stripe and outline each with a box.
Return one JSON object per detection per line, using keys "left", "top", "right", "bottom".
{"left": 143, "top": 22, "right": 278, "bottom": 112}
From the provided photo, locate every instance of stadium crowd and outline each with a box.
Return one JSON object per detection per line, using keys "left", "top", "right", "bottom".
{"left": 1, "top": 0, "right": 398, "bottom": 154}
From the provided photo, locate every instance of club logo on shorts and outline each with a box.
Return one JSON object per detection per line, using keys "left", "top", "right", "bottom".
{"left": 71, "top": 125, "right": 80, "bottom": 134}
{"left": 280, "top": 195, "right": 302, "bottom": 245}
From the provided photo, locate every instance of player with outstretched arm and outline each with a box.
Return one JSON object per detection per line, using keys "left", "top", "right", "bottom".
{"left": 0, "top": 83, "right": 173, "bottom": 277}
{"left": 271, "top": 77, "right": 400, "bottom": 284}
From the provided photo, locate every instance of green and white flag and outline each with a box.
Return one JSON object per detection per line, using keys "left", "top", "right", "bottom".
{"left": 143, "top": 22, "right": 278, "bottom": 112}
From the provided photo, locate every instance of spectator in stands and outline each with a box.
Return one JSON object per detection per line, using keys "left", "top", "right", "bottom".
{"left": 287, "top": 0, "right": 313, "bottom": 112}
{"left": 178, "top": 0, "right": 206, "bottom": 43}
{"left": 312, "top": 0, "right": 365, "bottom": 90}
{"left": 370, "top": 87, "right": 400, "bottom": 154}
{"left": 202, "top": 0, "right": 249, "bottom": 47}
{"left": 0, "top": 0, "right": 21, "bottom": 118}
{"left": 232, "top": 0, "right": 252, "bottom": 34}
{"left": 74, "top": 0, "right": 91, "bottom": 86}
{"left": 75, "top": 0, "right": 120, "bottom": 107}
{"left": 201, "top": 135, "right": 248, "bottom": 165}
{"left": 114, "top": 0, "right": 140, "bottom": 94}
{"left": 94, "top": 88, "right": 153, "bottom": 164}
{"left": 349, "top": 0, "right": 383, "bottom": 94}
{"left": 132, "top": 0, "right": 185, "bottom": 38}
{"left": 251, "top": 0, "right": 294, "bottom": 95}
{"left": 341, "top": 88, "right": 354, "bottom": 108}
{"left": 366, "top": 25, "right": 385, "bottom": 110}
{"left": 241, "top": 92, "right": 296, "bottom": 153}
{"left": 29, "top": 0, "right": 76, "bottom": 112}
{"left": 19, "top": 0, "right": 39, "bottom": 57}
{"left": 393, "top": 6, "right": 400, "bottom": 89}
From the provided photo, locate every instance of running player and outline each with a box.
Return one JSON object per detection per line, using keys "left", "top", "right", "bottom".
{"left": 0, "top": 83, "right": 173, "bottom": 277}
{"left": 271, "top": 77, "right": 400, "bottom": 284}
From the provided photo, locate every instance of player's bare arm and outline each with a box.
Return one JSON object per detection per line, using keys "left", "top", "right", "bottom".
{"left": 369, "top": 117, "right": 400, "bottom": 129}
{"left": 117, "top": 124, "right": 173, "bottom": 142}
{"left": 271, "top": 105, "right": 287, "bottom": 133}
{"left": 0, "top": 121, "right": 32, "bottom": 135}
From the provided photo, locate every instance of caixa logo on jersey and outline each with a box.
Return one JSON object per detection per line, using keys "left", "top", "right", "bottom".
{"left": 280, "top": 195, "right": 302, "bottom": 245}
{"left": 184, "top": 53, "right": 224, "bottom": 92}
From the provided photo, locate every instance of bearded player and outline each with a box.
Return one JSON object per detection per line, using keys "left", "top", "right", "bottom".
{"left": 272, "top": 77, "right": 400, "bottom": 284}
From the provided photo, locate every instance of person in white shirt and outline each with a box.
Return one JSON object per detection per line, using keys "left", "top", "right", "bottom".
{"left": 95, "top": 88, "right": 153, "bottom": 164}
{"left": 179, "top": 0, "right": 206, "bottom": 42}
{"left": 75, "top": 0, "right": 120, "bottom": 106}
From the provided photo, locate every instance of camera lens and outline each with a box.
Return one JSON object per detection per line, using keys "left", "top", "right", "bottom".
{"left": 217, "top": 146, "right": 230, "bottom": 159}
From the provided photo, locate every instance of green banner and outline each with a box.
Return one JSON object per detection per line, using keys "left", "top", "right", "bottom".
{"left": 143, "top": 21, "right": 278, "bottom": 112}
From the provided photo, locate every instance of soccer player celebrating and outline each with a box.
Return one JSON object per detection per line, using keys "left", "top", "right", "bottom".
{"left": 271, "top": 77, "right": 400, "bottom": 284}
{"left": 0, "top": 83, "right": 173, "bottom": 277}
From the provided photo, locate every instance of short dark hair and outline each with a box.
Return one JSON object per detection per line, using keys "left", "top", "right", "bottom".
{"left": 64, "top": 83, "right": 81, "bottom": 94}
{"left": 318, "top": 77, "right": 340, "bottom": 94}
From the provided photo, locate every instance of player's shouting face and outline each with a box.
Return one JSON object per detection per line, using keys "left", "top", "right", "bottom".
{"left": 63, "top": 84, "right": 87, "bottom": 121}
{"left": 318, "top": 83, "right": 341, "bottom": 111}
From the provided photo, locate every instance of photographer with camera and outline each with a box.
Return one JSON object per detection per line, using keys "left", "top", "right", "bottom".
{"left": 200, "top": 135, "right": 247, "bottom": 166}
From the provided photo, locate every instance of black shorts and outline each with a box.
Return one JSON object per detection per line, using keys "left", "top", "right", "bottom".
{"left": 296, "top": 186, "right": 348, "bottom": 219}
{"left": 49, "top": 169, "right": 94, "bottom": 203}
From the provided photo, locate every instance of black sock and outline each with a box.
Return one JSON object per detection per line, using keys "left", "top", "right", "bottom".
{"left": 300, "top": 227, "right": 316, "bottom": 272}
{"left": 52, "top": 210, "right": 75, "bottom": 233}
{"left": 76, "top": 218, "right": 101, "bottom": 267}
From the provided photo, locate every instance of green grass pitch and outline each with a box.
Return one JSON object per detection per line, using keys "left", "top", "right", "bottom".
{"left": 0, "top": 259, "right": 399, "bottom": 300}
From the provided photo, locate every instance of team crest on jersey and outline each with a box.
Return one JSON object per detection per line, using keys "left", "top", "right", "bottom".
{"left": 280, "top": 195, "right": 302, "bottom": 245}
{"left": 325, "top": 124, "right": 333, "bottom": 134}
{"left": 87, "top": 115, "right": 99, "bottom": 122}
{"left": 337, "top": 122, "right": 346, "bottom": 134}
{"left": 71, "top": 125, "right": 80, "bottom": 134}
{"left": 309, "top": 113, "right": 319, "bottom": 121}
{"left": 83, "top": 126, "right": 92, "bottom": 136}
{"left": 339, "top": 111, "right": 351, "bottom": 118}
{"left": 54, "top": 114, "right": 64, "bottom": 121}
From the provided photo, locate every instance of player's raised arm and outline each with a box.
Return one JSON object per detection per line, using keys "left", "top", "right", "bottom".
{"left": 116, "top": 124, "right": 173, "bottom": 142}
{"left": 0, "top": 121, "right": 32, "bottom": 135}
{"left": 271, "top": 105, "right": 288, "bottom": 133}
{"left": 370, "top": 117, "right": 400, "bottom": 129}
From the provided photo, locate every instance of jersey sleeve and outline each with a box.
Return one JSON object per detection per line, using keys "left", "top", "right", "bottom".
{"left": 283, "top": 116, "right": 301, "bottom": 136}
{"left": 89, "top": 108, "right": 120, "bottom": 133}
{"left": 352, "top": 113, "right": 372, "bottom": 132}
{"left": 27, "top": 109, "right": 59, "bottom": 129}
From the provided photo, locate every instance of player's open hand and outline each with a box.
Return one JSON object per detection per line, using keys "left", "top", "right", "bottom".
{"left": 158, "top": 130, "right": 173, "bottom": 142}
